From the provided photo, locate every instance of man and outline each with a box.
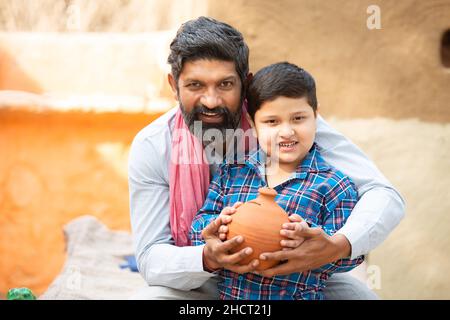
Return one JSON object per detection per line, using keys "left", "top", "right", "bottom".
{"left": 128, "top": 16, "right": 405, "bottom": 299}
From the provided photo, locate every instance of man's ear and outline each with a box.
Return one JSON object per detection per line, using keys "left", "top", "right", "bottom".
{"left": 315, "top": 103, "right": 320, "bottom": 117}
{"left": 245, "top": 73, "right": 253, "bottom": 87}
{"left": 167, "top": 74, "right": 179, "bottom": 101}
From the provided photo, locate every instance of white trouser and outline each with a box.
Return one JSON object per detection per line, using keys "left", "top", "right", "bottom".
{"left": 129, "top": 273, "right": 379, "bottom": 300}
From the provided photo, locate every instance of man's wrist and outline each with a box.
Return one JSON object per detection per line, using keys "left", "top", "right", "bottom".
{"left": 202, "top": 246, "right": 221, "bottom": 272}
{"left": 331, "top": 233, "right": 352, "bottom": 260}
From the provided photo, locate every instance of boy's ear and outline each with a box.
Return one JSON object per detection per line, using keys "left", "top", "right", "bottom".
{"left": 316, "top": 103, "right": 320, "bottom": 116}
{"left": 167, "top": 74, "right": 179, "bottom": 101}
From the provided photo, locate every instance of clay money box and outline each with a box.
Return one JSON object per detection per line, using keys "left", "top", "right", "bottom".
{"left": 227, "top": 187, "right": 290, "bottom": 271}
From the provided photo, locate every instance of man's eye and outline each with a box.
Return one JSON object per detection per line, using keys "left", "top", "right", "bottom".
{"left": 294, "top": 116, "right": 306, "bottom": 121}
{"left": 264, "top": 120, "right": 277, "bottom": 124}
{"left": 220, "top": 81, "right": 233, "bottom": 88}
{"left": 186, "top": 82, "right": 201, "bottom": 88}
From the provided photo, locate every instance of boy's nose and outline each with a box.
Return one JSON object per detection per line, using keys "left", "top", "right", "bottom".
{"left": 279, "top": 125, "right": 295, "bottom": 137}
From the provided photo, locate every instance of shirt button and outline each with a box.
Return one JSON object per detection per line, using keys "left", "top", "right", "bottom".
{"left": 238, "top": 275, "right": 244, "bottom": 281}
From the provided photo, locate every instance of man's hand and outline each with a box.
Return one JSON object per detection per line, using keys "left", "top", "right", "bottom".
{"left": 256, "top": 215, "right": 351, "bottom": 277}
{"left": 202, "top": 213, "right": 259, "bottom": 274}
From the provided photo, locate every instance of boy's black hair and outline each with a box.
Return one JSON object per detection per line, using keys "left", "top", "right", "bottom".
{"left": 247, "top": 62, "right": 318, "bottom": 120}
{"left": 168, "top": 16, "right": 249, "bottom": 95}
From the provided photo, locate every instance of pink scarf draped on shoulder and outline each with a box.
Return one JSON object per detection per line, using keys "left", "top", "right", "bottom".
{"left": 169, "top": 105, "right": 251, "bottom": 246}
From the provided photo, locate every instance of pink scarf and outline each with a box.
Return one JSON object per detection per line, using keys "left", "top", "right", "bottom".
{"left": 169, "top": 105, "right": 251, "bottom": 246}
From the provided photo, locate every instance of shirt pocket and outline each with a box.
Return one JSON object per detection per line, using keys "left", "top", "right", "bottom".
{"left": 284, "top": 192, "right": 324, "bottom": 226}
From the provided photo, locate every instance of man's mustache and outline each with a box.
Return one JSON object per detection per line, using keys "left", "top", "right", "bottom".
{"left": 192, "top": 105, "right": 228, "bottom": 116}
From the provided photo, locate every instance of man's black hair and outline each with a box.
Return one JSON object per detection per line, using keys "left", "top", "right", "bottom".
{"left": 168, "top": 16, "right": 249, "bottom": 96}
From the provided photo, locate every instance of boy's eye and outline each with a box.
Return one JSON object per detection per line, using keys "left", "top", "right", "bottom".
{"left": 294, "top": 116, "right": 306, "bottom": 121}
{"left": 264, "top": 119, "right": 278, "bottom": 124}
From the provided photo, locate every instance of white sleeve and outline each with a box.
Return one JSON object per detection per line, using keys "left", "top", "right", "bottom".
{"left": 128, "top": 133, "right": 214, "bottom": 290}
{"left": 315, "top": 115, "right": 406, "bottom": 259}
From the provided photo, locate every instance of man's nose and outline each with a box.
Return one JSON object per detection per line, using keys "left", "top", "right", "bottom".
{"left": 200, "top": 89, "right": 223, "bottom": 109}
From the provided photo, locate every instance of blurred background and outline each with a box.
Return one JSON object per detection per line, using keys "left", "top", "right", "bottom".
{"left": 0, "top": 0, "right": 449, "bottom": 299}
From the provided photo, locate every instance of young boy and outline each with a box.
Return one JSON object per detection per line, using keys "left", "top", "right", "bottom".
{"left": 190, "top": 62, "right": 364, "bottom": 300}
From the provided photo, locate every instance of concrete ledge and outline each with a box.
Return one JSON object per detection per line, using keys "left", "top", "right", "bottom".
{"left": 0, "top": 32, "right": 175, "bottom": 100}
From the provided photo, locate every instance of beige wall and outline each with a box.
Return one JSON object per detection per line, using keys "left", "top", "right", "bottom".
{"left": 208, "top": 0, "right": 450, "bottom": 122}
{"left": 209, "top": 0, "right": 450, "bottom": 299}
{"left": 0, "top": 0, "right": 449, "bottom": 299}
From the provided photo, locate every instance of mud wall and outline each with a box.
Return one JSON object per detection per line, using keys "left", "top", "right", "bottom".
{"left": 208, "top": 0, "right": 450, "bottom": 299}
{"left": 208, "top": 0, "right": 450, "bottom": 122}
{"left": 1, "top": 0, "right": 449, "bottom": 299}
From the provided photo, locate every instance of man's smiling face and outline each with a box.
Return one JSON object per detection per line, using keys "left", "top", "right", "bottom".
{"left": 169, "top": 59, "right": 243, "bottom": 135}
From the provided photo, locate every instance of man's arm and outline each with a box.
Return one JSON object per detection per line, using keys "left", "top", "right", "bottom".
{"left": 190, "top": 165, "right": 260, "bottom": 273}
{"left": 128, "top": 131, "right": 214, "bottom": 291}
{"left": 316, "top": 115, "right": 406, "bottom": 259}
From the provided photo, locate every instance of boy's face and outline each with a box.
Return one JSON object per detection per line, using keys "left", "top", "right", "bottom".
{"left": 168, "top": 59, "right": 242, "bottom": 133}
{"left": 253, "top": 96, "right": 316, "bottom": 171}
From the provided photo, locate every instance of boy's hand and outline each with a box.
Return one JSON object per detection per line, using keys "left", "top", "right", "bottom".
{"left": 279, "top": 214, "right": 307, "bottom": 250}
{"left": 217, "top": 202, "right": 243, "bottom": 240}
{"left": 256, "top": 219, "right": 351, "bottom": 277}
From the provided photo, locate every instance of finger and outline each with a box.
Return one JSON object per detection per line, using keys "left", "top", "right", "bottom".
{"left": 258, "top": 261, "right": 299, "bottom": 277}
{"left": 281, "top": 222, "right": 299, "bottom": 230}
{"left": 280, "top": 239, "right": 305, "bottom": 248}
{"left": 220, "top": 246, "right": 253, "bottom": 265}
{"left": 219, "top": 232, "right": 227, "bottom": 241}
{"left": 281, "top": 221, "right": 317, "bottom": 239}
{"left": 259, "top": 249, "right": 292, "bottom": 262}
{"left": 218, "top": 225, "right": 228, "bottom": 234}
{"left": 202, "top": 215, "right": 234, "bottom": 239}
{"left": 280, "top": 228, "right": 306, "bottom": 240}
{"left": 220, "top": 207, "right": 237, "bottom": 217}
{"left": 232, "top": 202, "right": 243, "bottom": 209}
{"left": 288, "top": 214, "right": 303, "bottom": 222}
{"left": 295, "top": 225, "right": 322, "bottom": 238}
{"left": 280, "top": 222, "right": 308, "bottom": 239}
{"left": 202, "top": 216, "right": 222, "bottom": 239}
{"left": 217, "top": 235, "right": 245, "bottom": 252}
{"left": 226, "top": 259, "right": 259, "bottom": 274}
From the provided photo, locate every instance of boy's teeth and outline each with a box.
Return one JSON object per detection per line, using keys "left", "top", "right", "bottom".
{"left": 279, "top": 142, "right": 297, "bottom": 147}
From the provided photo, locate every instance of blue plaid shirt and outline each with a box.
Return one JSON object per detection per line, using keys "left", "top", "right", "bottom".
{"left": 190, "top": 144, "right": 364, "bottom": 300}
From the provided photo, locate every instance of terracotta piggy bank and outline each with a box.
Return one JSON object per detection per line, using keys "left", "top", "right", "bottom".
{"left": 227, "top": 187, "right": 290, "bottom": 271}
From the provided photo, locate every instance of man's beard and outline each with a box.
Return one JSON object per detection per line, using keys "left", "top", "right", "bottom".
{"left": 180, "top": 102, "right": 242, "bottom": 143}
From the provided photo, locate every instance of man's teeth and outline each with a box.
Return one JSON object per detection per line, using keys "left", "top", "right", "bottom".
{"left": 279, "top": 142, "right": 297, "bottom": 147}
{"left": 202, "top": 112, "right": 220, "bottom": 116}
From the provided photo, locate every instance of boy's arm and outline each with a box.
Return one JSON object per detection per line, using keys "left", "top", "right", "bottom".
{"left": 316, "top": 115, "right": 405, "bottom": 259}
